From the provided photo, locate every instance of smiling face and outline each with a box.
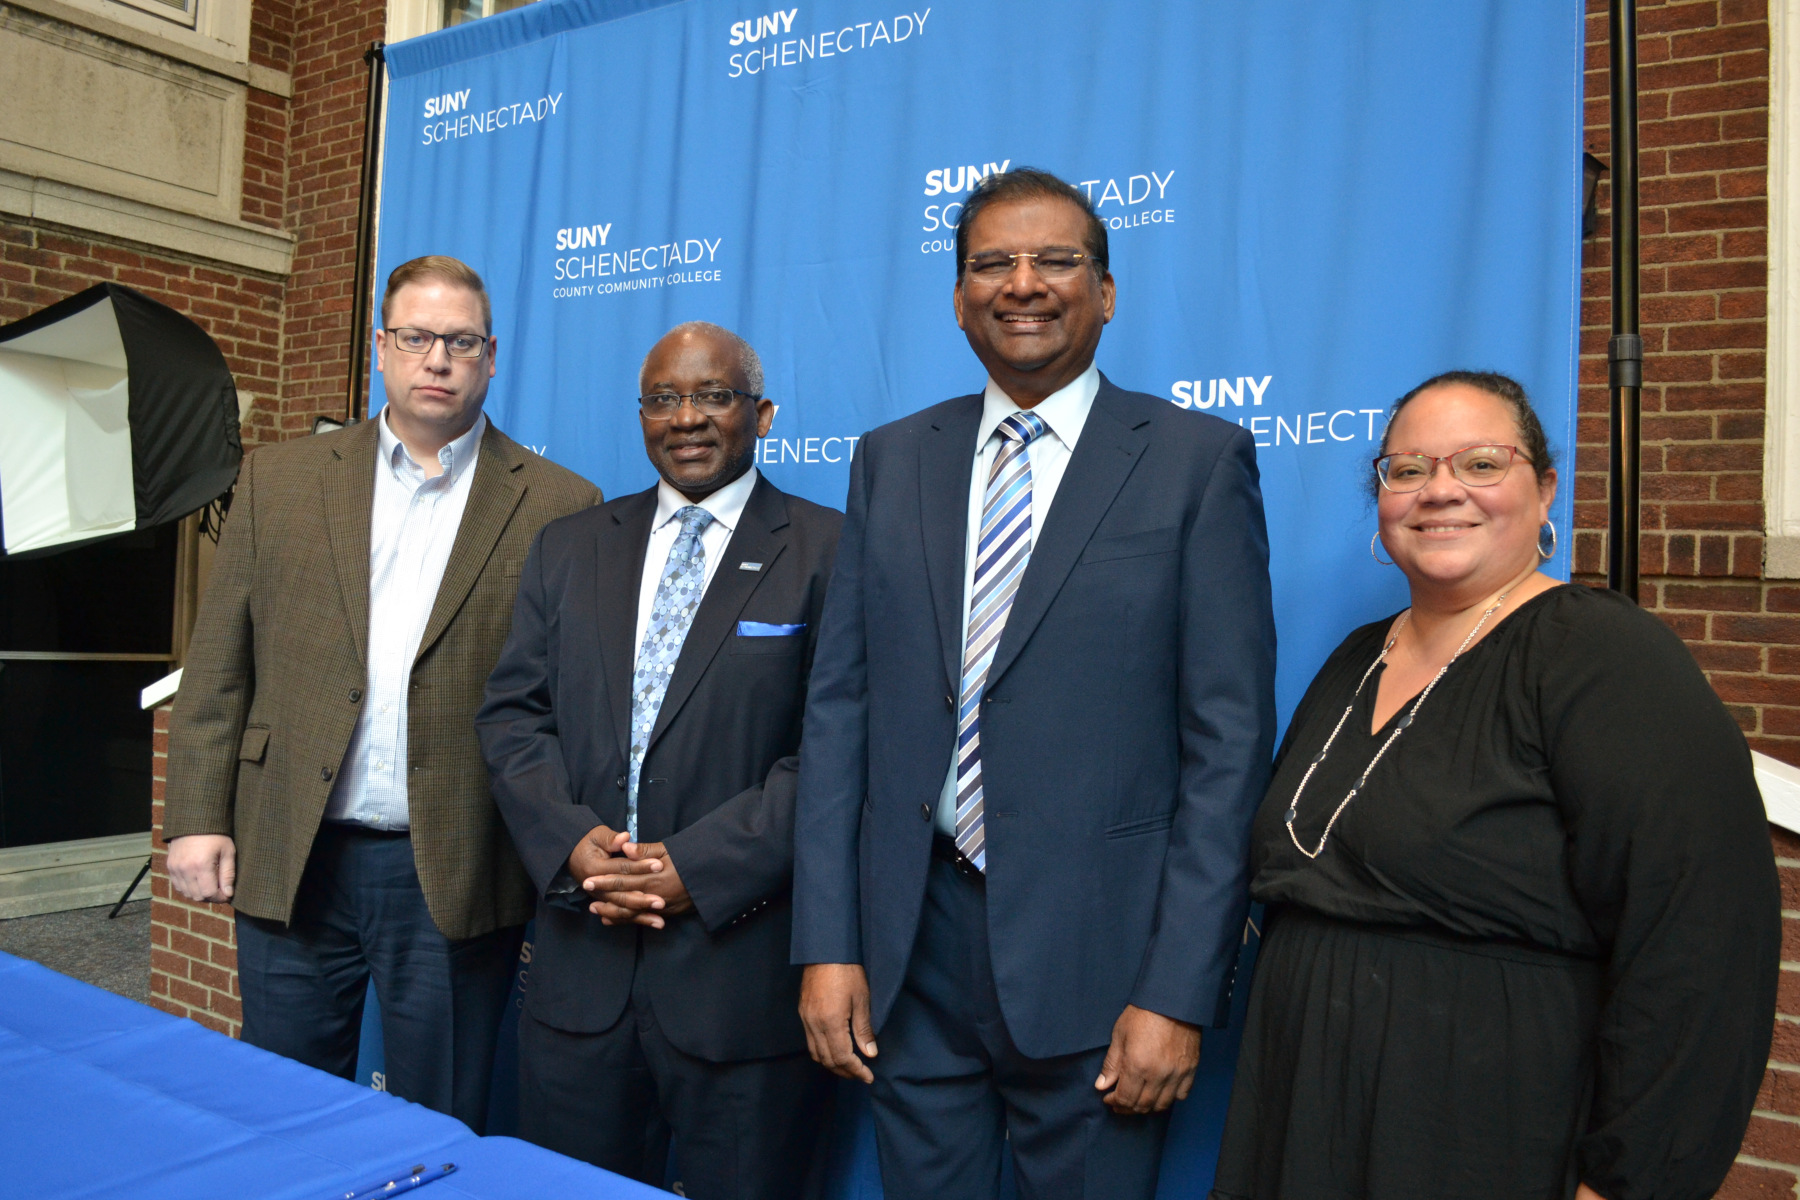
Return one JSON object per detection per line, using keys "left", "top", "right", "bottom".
{"left": 638, "top": 327, "right": 775, "bottom": 501}
{"left": 375, "top": 280, "right": 495, "bottom": 445}
{"left": 1377, "top": 383, "right": 1557, "bottom": 602}
{"left": 953, "top": 195, "right": 1115, "bottom": 407}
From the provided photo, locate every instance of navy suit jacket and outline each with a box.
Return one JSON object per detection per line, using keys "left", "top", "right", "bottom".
{"left": 478, "top": 476, "right": 842, "bottom": 1061}
{"left": 791, "top": 374, "right": 1276, "bottom": 1058}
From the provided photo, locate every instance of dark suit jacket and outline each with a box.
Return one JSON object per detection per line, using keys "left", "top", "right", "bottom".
{"left": 164, "top": 418, "right": 603, "bottom": 939}
{"left": 791, "top": 374, "right": 1277, "bottom": 1059}
{"left": 478, "top": 475, "right": 843, "bottom": 1062}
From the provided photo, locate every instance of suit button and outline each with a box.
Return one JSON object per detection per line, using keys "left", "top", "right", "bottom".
{"left": 944, "top": 694, "right": 953, "bottom": 713}
{"left": 320, "top": 766, "right": 334, "bottom": 781}
{"left": 349, "top": 688, "right": 361, "bottom": 703}
{"left": 615, "top": 775, "right": 627, "bottom": 789}
{"left": 920, "top": 803, "right": 932, "bottom": 821}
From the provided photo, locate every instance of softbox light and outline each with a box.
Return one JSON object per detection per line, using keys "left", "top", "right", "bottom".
{"left": 0, "top": 284, "right": 241, "bottom": 556}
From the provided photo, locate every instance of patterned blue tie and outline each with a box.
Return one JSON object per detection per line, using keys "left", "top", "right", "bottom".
{"left": 628, "top": 505, "right": 715, "bottom": 840}
{"left": 955, "top": 411, "right": 1048, "bottom": 872}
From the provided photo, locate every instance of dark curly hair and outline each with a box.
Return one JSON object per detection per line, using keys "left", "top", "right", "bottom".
{"left": 1369, "top": 370, "right": 1555, "bottom": 500}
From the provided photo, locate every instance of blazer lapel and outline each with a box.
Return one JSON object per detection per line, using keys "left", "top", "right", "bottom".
{"left": 646, "top": 476, "right": 790, "bottom": 752}
{"left": 599, "top": 489, "right": 657, "bottom": 764}
{"left": 321, "top": 420, "right": 379, "bottom": 668}
{"left": 986, "top": 376, "right": 1149, "bottom": 689}
{"left": 921, "top": 396, "right": 983, "bottom": 691}
{"left": 415, "top": 423, "right": 526, "bottom": 664}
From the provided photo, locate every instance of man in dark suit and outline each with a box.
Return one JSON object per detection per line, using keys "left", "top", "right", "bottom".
{"left": 478, "top": 322, "right": 841, "bottom": 1198}
{"left": 164, "top": 256, "right": 601, "bottom": 1131}
{"left": 793, "top": 169, "right": 1278, "bottom": 1197}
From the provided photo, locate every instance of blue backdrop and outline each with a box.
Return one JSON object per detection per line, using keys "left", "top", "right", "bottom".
{"left": 359, "top": 0, "right": 1584, "bottom": 1193}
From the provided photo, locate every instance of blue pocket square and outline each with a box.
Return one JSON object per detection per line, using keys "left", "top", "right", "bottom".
{"left": 737, "top": 621, "right": 806, "bottom": 637}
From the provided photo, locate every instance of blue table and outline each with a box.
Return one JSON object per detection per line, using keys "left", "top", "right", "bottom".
{"left": 0, "top": 951, "right": 661, "bottom": 1199}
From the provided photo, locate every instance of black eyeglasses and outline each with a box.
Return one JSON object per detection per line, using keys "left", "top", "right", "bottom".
{"left": 385, "top": 326, "right": 489, "bottom": 359}
{"left": 638, "top": 389, "right": 758, "bottom": 419}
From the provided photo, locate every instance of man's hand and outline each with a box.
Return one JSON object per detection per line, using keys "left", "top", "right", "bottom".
{"left": 167, "top": 834, "right": 237, "bottom": 903}
{"left": 581, "top": 839, "right": 693, "bottom": 928}
{"left": 800, "top": 963, "right": 878, "bottom": 1083}
{"left": 567, "top": 824, "right": 630, "bottom": 882}
{"left": 1094, "top": 1004, "right": 1201, "bottom": 1115}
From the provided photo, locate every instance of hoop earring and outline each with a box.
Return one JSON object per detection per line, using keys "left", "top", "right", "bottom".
{"left": 1371, "top": 531, "right": 1394, "bottom": 566}
{"left": 1538, "top": 519, "right": 1557, "bottom": 560}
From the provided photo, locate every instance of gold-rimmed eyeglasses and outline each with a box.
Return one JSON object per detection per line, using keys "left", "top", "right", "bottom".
{"left": 1374, "top": 444, "right": 1532, "bottom": 493}
{"left": 962, "top": 249, "right": 1095, "bottom": 283}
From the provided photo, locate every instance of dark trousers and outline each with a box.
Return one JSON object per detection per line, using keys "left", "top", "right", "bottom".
{"left": 869, "top": 856, "right": 1170, "bottom": 1200}
{"left": 517, "top": 958, "right": 832, "bottom": 1200}
{"left": 234, "top": 823, "right": 522, "bottom": 1133}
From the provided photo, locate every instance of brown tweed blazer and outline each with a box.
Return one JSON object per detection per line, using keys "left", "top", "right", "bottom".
{"left": 164, "top": 417, "right": 602, "bottom": 939}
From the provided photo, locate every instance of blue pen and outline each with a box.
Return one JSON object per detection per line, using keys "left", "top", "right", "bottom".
{"left": 333, "top": 1163, "right": 457, "bottom": 1200}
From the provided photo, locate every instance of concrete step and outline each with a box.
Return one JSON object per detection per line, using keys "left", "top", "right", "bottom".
{"left": 0, "top": 833, "right": 152, "bottom": 919}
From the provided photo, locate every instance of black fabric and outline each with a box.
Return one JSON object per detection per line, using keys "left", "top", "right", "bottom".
{"left": 234, "top": 825, "right": 522, "bottom": 1134}
{"left": 1213, "top": 585, "right": 1779, "bottom": 1200}
{"left": 108, "top": 285, "right": 241, "bottom": 528}
{"left": 870, "top": 857, "right": 1170, "bottom": 1200}
{"left": 0, "top": 283, "right": 239, "bottom": 555}
{"left": 478, "top": 476, "right": 844, "bottom": 1062}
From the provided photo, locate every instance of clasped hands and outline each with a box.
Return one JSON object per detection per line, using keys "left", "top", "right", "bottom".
{"left": 567, "top": 824, "right": 690, "bottom": 928}
{"left": 799, "top": 963, "right": 1202, "bottom": 1114}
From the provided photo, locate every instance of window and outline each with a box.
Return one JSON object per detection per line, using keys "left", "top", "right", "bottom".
{"left": 442, "top": 0, "right": 535, "bottom": 28}
{"left": 1766, "top": 0, "right": 1800, "bottom": 575}
{"left": 109, "top": 0, "right": 198, "bottom": 30}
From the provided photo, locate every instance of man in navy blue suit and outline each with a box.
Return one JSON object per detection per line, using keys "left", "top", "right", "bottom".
{"left": 792, "top": 169, "right": 1277, "bottom": 1198}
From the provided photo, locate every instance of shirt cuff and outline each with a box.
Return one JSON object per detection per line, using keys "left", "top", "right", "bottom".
{"left": 544, "top": 867, "right": 589, "bottom": 912}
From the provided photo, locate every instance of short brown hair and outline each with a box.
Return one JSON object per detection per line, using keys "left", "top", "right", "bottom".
{"left": 380, "top": 255, "right": 491, "bottom": 333}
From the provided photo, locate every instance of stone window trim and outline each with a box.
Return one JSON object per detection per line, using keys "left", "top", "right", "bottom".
{"left": 0, "top": 1, "right": 295, "bottom": 275}
{"left": 6, "top": 0, "right": 290, "bottom": 94}
{"left": 1766, "top": 0, "right": 1800, "bottom": 577}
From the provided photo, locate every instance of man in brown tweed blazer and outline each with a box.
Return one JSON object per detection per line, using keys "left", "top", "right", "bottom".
{"left": 164, "top": 255, "right": 600, "bottom": 1132}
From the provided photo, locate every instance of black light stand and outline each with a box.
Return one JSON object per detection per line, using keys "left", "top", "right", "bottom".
{"left": 345, "top": 41, "right": 387, "bottom": 426}
{"left": 1607, "top": 0, "right": 1643, "bottom": 601}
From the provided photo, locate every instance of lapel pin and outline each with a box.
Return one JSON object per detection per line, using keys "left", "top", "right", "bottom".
{"left": 738, "top": 561, "right": 763, "bottom": 572}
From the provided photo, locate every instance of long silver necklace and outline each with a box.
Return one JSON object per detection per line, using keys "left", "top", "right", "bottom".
{"left": 1283, "top": 588, "right": 1514, "bottom": 860}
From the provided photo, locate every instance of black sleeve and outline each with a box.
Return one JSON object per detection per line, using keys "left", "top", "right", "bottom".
{"left": 476, "top": 527, "right": 602, "bottom": 895}
{"left": 1538, "top": 592, "right": 1779, "bottom": 1200}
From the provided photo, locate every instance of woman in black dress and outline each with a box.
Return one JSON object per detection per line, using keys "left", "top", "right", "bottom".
{"left": 1211, "top": 371, "right": 1779, "bottom": 1200}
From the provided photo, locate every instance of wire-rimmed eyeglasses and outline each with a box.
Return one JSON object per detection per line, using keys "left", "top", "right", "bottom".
{"left": 1374, "top": 444, "right": 1532, "bottom": 493}
{"left": 638, "top": 388, "right": 759, "bottom": 419}
{"left": 962, "top": 249, "right": 1096, "bottom": 283}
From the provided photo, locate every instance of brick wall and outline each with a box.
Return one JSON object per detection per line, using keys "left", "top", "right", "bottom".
{"left": 147, "top": 705, "right": 241, "bottom": 1036}
{"left": 1581, "top": 2, "right": 1800, "bottom": 1195}
{"left": 275, "top": 0, "right": 386, "bottom": 438}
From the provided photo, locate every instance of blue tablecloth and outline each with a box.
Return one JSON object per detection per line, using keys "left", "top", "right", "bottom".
{"left": 0, "top": 951, "right": 660, "bottom": 1199}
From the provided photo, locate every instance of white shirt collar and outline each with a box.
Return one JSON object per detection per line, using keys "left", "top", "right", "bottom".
{"left": 978, "top": 363, "right": 1100, "bottom": 450}
{"left": 378, "top": 408, "right": 486, "bottom": 485}
{"left": 653, "top": 465, "right": 760, "bottom": 535}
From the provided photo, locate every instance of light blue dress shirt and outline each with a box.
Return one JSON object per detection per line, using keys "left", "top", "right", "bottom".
{"left": 324, "top": 410, "right": 486, "bottom": 830}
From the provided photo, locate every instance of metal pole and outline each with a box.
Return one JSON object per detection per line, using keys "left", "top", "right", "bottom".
{"left": 1607, "top": 0, "right": 1642, "bottom": 600}
{"left": 346, "top": 41, "right": 386, "bottom": 425}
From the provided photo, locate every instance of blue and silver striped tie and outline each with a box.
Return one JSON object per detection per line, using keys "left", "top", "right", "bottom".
{"left": 954, "top": 410, "right": 1048, "bottom": 872}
